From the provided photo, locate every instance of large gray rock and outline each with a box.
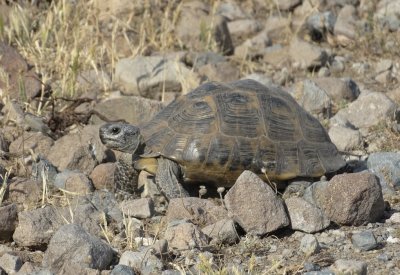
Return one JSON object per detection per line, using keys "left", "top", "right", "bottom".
{"left": 166, "top": 197, "right": 227, "bottom": 226}
{"left": 0, "top": 42, "right": 41, "bottom": 100}
{"left": 334, "top": 5, "right": 358, "bottom": 45}
{"left": 0, "top": 253, "right": 22, "bottom": 274}
{"left": 13, "top": 203, "right": 104, "bottom": 248}
{"left": 13, "top": 206, "right": 65, "bottom": 248}
{"left": 300, "top": 234, "right": 320, "bottom": 255}
{"left": 0, "top": 204, "right": 17, "bottom": 241}
{"left": 91, "top": 96, "right": 166, "bottom": 125}
{"left": 7, "top": 178, "right": 42, "bottom": 208}
{"left": 47, "top": 125, "right": 108, "bottom": 174}
{"left": 234, "top": 31, "right": 272, "bottom": 59}
{"left": 216, "top": 1, "right": 247, "bottom": 20}
{"left": 305, "top": 11, "right": 336, "bottom": 40}
{"left": 277, "top": 0, "right": 302, "bottom": 11}
{"left": 120, "top": 198, "right": 154, "bottom": 219}
{"left": 9, "top": 132, "right": 54, "bottom": 156}
{"left": 289, "top": 38, "right": 328, "bottom": 70}
{"left": 328, "top": 125, "right": 362, "bottom": 151}
{"left": 164, "top": 220, "right": 209, "bottom": 251}
{"left": 330, "top": 259, "right": 367, "bottom": 275}
{"left": 351, "top": 230, "right": 378, "bottom": 251}
{"left": 202, "top": 218, "right": 238, "bottom": 245}
{"left": 334, "top": 92, "right": 397, "bottom": 129}
{"left": 304, "top": 172, "right": 385, "bottom": 225}
{"left": 42, "top": 224, "right": 114, "bottom": 273}
{"left": 197, "top": 61, "right": 240, "bottom": 83}
{"left": 367, "top": 152, "right": 400, "bottom": 191}
{"left": 119, "top": 250, "right": 163, "bottom": 275}
{"left": 227, "top": 19, "right": 261, "bottom": 39}
{"left": 312, "top": 77, "right": 360, "bottom": 103}
{"left": 262, "top": 45, "right": 290, "bottom": 68}
{"left": 291, "top": 79, "right": 332, "bottom": 118}
{"left": 54, "top": 170, "right": 94, "bottom": 195}
{"left": 89, "top": 162, "right": 117, "bottom": 191}
{"left": 285, "top": 197, "right": 330, "bottom": 233}
{"left": 115, "top": 56, "right": 199, "bottom": 98}
{"left": 224, "top": 171, "right": 290, "bottom": 235}
{"left": 175, "top": 1, "right": 233, "bottom": 55}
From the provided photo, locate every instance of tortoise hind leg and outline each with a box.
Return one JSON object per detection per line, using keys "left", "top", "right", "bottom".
{"left": 155, "top": 157, "right": 189, "bottom": 200}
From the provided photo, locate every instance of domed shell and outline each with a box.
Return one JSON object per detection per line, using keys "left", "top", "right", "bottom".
{"left": 140, "top": 79, "right": 345, "bottom": 186}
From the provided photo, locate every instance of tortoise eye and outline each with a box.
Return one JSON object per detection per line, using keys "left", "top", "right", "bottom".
{"left": 111, "top": 127, "right": 120, "bottom": 134}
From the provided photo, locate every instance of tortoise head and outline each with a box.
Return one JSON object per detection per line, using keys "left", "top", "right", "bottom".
{"left": 99, "top": 123, "right": 144, "bottom": 155}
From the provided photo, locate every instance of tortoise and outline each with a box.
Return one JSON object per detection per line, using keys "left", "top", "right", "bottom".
{"left": 99, "top": 79, "right": 345, "bottom": 199}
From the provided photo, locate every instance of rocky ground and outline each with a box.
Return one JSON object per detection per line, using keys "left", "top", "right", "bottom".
{"left": 0, "top": 0, "right": 400, "bottom": 274}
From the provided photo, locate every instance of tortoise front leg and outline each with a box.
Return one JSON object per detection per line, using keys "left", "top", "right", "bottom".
{"left": 155, "top": 157, "right": 189, "bottom": 200}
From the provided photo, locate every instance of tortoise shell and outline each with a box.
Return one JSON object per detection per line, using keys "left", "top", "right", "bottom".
{"left": 140, "top": 79, "right": 345, "bottom": 186}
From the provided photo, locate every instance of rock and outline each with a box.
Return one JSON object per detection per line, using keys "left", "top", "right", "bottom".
{"left": 291, "top": 79, "right": 332, "bottom": 118}
{"left": 42, "top": 224, "right": 114, "bottom": 273}
{"left": 115, "top": 56, "right": 199, "bottom": 98}
{"left": 13, "top": 202, "right": 104, "bottom": 248}
{"left": 166, "top": 197, "right": 227, "bottom": 226}
{"left": 164, "top": 220, "right": 209, "bottom": 251}
{"left": 90, "top": 163, "right": 117, "bottom": 191}
{"left": 88, "top": 190, "right": 123, "bottom": 224}
{"left": 330, "top": 259, "right": 367, "bottom": 275}
{"left": 367, "top": 152, "right": 400, "bottom": 191}
{"left": 335, "top": 92, "right": 397, "bottom": 129}
{"left": 185, "top": 52, "right": 226, "bottom": 69}
{"left": 197, "top": 61, "right": 240, "bottom": 82}
{"left": 175, "top": 1, "right": 233, "bottom": 55}
{"left": 47, "top": 125, "right": 108, "bottom": 174}
{"left": 389, "top": 212, "right": 400, "bottom": 224}
{"left": 94, "top": 0, "right": 144, "bottom": 19}
{"left": 76, "top": 69, "right": 112, "bottom": 92}
{"left": 289, "top": 38, "right": 328, "bottom": 70}
{"left": 120, "top": 198, "right": 154, "bottom": 219}
{"left": 224, "top": 171, "right": 290, "bottom": 235}
{"left": 119, "top": 250, "right": 163, "bottom": 275}
{"left": 305, "top": 172, "right": 385, "bottom": 225}
{"left": 202, "top": 218, "right": 238, "bottom": 245}
{"left": 263, "top": 45, "right": 290, "bottom": 67}
{"left": 13, "top": 206, "right": 64, "bottom": 248}
{"left": 305, "top": 11, "right": 336, "bottom": 41}
{"left": 334, "top": 5, "right": 358, "bottom": 45}
{"left": 216, "top": 1, "right": 247, "bottom": 20}
{"left": 16, "top": 262, "right": 40, "bottom": 274}
{"left": 375, "top": 59, "right": 393, "bottom": 74}
{"left": 311, "top": 77, "right": 360, "bottom": 103}
{"left": 31, "top": 155, "right": 59, "bottom": 187}
{"left": 285, "top": 197, "right": 330, "bottom": 233}
{"left": 300, "top": 234, "right": 320, "bottom": 255}
{"left": 0, "top": 253, "right": 23, "bottom": 274}
{"left": 376, "top": 0, "right": 400, "bottom": 21}
{"left": 282, "top": 180, "right": 312, "bottom": 199}
{"left": 234, "top": 31, "right": 272, "bottom": 59}
{"left": 0, "top": 204, "right": 17, "bottom": 241}
{"left": 54, "top": 170, "right": 94, "bottom": 195}
{"left": 0, "top": 42, "right": 41, "bottom": 100}
{"left": 351, "top": 230, "right": 378, "bottom": 251}
{"left": 110, "top": 264, "right": 136, "bottom": 275}
{"left": 7, "top": 178, "right": 42, "bottom": 208}
{"left": 9, "top": 132, "right": 54, "bottom": 156}
{"left": 227, "top": 19, "right": 261, "bottom": 39}
{"left": 264, "top": 17, "right": 291, "bottom": 41}
{"left": 91, "top": 96, "right": 166, "bottom": 125}
{"left": 328, "top": 125, "right": 362, "bottom": 151}
{"left": 277, "top": 0, "right": 302, "bottom": 11}
{"left": 242, "top": 73, "right": 273, "bottom": 87}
